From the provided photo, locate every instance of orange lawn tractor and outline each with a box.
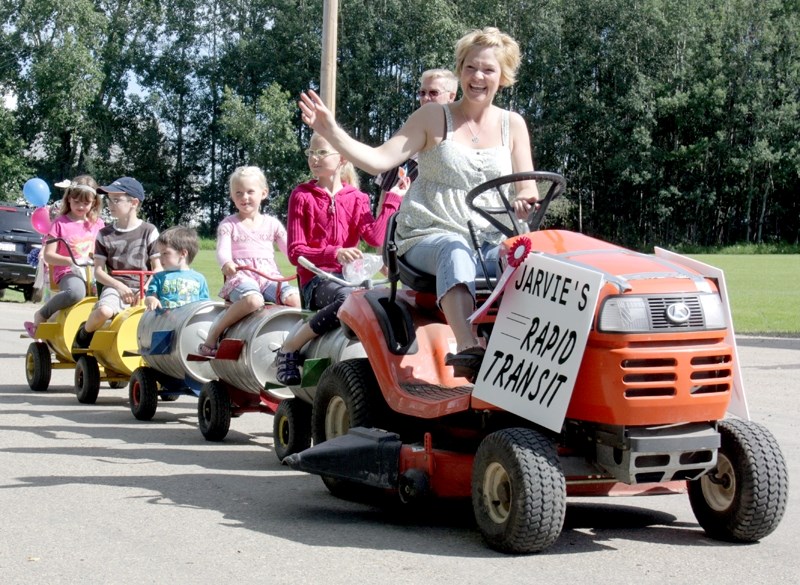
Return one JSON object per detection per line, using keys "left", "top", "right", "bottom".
{"left": 283, "top": 171, "right": 788, "bottom": 554}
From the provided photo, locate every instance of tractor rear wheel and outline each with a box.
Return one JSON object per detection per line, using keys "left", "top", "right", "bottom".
{"left": 312, "top": 359, "right": 382, "bottom": 499}
{"left": 198, "top": 381, "right": 231, "bottom": 442}
{"left": 472, "top": 427, "right": 566, "bottom": 554}
{"left": 26, "top": 342, "right": 52, "bottom": 392}
{"left": 129, "top": 367, "right": 159, "bottom": 421}
{"left": 273, "top": 398, "right": 312, "bottom": 462}
{"left": 688, "top": 418, "right": 788, "bottom": 542}
{"left": 75, "top": 355, "right": 101, "bottom": 404}
{"left": 311, "top": 358, "right": 378, "bottom": 444}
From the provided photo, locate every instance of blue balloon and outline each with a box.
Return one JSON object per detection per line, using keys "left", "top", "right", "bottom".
{"left": 23, "top": 178, "right": 50, "bottom": 207}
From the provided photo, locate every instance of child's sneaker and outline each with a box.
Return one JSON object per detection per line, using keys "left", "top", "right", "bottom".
{"left": 275, "top": 350, "right": 302, "bottom": 386}
{"left": 197, "top": 343, "right": 217, "bottom": 357}
{"left": 74, "top": 324, "right": 94, "bottom": 348}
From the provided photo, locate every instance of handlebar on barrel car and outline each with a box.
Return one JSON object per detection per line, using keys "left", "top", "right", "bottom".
{"left": 297, "top": 255, "right": 388, "bottom": 289}
{"left": 110, "top": 270, "right": 155, "bottom": 302}
{"left": 232, "top": 265, "right": 298, "bottom": 306}
{"left": 44, "top": 237, "right": 95, "bottom": 293}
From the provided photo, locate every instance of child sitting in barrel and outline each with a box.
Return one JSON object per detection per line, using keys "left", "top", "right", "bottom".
{"left": 144, "top": 226, "right": 210, "bottom": 311}
{"left": 198, "top": 166, "right": 300, "bottom": 357}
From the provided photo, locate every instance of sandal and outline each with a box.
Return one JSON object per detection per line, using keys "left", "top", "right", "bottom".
{"left": 24, "top": 321, "right": 37, "bottom": 338}
{"left": 197, "top": 343, "right": 217, "bottom": 357}
{"left": 275, "top": 350, "right": 303, "bottom": 386}
{"left": 445, "top": 346, "right": 486, "bottom": 380}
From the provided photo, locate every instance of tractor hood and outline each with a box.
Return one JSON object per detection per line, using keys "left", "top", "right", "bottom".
{"left": 510, "top": 230, "right": 716, "bottom": 296}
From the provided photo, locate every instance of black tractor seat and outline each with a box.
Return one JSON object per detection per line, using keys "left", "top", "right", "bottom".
{"left": 383, "top": 213, "right": 496, "bottom": 297}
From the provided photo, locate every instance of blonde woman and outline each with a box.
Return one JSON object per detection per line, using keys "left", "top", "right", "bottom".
{"left": 298, "top": 27, "right": 540, "bottom": 379}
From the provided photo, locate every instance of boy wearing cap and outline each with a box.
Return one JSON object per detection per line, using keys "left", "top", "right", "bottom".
{"left": 76, "top": 177, "right": 162, "bottom": 346}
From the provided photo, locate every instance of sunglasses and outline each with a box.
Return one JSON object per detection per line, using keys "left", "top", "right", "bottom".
{"left": 305, "top": 148, "right": 339, "bottom": 158}
{"left": 418, "top": 90, "right": 442, "bottom": 98}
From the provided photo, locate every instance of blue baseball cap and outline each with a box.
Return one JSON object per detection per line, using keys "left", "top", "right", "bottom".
{"left": 98, "top": 177, "right": 145, "bottom": 201}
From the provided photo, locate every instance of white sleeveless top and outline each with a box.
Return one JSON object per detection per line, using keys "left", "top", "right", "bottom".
{"left": 394, "top": 104, "right": 513, "bottom": 256}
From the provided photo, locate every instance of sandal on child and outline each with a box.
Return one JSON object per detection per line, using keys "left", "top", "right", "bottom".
{"left": 197, "top": 343, "right": 217, "bottom": 357}
{"left": 275, "top": 350, "right": 303, "bottom": 386}
{"left": 24, "top": 321, "right": 37, "bottom": 338}
{"left": 445, "top": 346, "right": 486, "bottom": 380}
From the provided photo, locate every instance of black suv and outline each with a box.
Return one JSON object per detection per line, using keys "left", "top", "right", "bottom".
{"left": 0, "top": 201, "right": 42, "bottom": 301}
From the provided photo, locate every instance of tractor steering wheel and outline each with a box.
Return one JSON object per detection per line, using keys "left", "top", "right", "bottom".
{"left": 465, "top": 171, "right": 567, "bottom": 238}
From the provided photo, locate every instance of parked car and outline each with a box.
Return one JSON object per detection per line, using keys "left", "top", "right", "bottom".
{"left": 0, "top": 201, "right": 41, "bottom": 301}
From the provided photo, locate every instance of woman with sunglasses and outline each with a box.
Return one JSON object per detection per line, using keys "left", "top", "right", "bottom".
{"left": 298, "top": 27, "right": 540, "bottom": 380}
{"left": 274, "top": 133, "right": 402, "bottom": 386}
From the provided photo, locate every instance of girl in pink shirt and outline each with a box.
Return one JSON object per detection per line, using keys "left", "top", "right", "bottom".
{"left": 199, "top": 166, "right": 300, "bottom": 356}
{"left": 25, "top": 176, "right": 104, "bottom": 336}
{"left": 274, "top": 134, "right": 401, "bottom": 385}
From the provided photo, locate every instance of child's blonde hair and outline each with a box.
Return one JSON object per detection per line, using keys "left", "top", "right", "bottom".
{"left": 310, "top": 133, "right": 360, "bottom": 189}
{"left": 57, "top": 175, "right": 101, "bottom": 222}
{"left": 228, "top": 166, "right": 269, "bottom": 193}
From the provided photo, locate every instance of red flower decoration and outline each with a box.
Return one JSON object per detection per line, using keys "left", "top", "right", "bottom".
{"left": 507, "top": 237, "right": 532, "bottom": 268}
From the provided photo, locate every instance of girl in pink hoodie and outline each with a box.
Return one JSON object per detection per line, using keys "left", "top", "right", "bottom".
{"left": 274, "top": 134, "right": 402, "bottom": 385}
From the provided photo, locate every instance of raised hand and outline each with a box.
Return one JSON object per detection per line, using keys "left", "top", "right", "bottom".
{"left": 298, "top": 90, "right": 336, "bottom": 135}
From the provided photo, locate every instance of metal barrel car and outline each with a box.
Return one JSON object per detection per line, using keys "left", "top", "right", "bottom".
{"left": 128, "top": 299, "right": 227, "bottom": 420}
{"left": 24, "top": 238, "right": 97, "bottom": 393}
{"left": 71, "top": 270, "right": 152, "bottom": 404}
{"left": 193, "top": 268, "right": 311, "bottom": 444}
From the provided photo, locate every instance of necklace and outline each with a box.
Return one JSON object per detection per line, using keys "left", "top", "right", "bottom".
{"left": 464, "top": 118, "right": 480, "bottom": 143}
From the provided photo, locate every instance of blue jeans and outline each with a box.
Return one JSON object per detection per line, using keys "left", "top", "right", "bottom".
{"left": 402, "top": 234, "right": 499, "bottom": 304}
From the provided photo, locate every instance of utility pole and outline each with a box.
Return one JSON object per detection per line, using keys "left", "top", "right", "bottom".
{"left": 320, "top": 0, "right": 338, "bottom": 115}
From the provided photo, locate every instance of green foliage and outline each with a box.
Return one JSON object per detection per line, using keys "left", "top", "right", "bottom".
{"left": 0, "top": 107, "right": 31, "bottom": 196}
{"left": 0, "top": 0, "right": 797, "bottom": 248}
{"left": 219, "top": 83, "right": 306, "bottom": 220}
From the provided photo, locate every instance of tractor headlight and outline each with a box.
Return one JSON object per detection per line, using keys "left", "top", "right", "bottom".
{"left": 598, "top": 297, "right": 651, "bottom": 332}
{"left": 698, "top": 293, "right": 727, "bottom": 329}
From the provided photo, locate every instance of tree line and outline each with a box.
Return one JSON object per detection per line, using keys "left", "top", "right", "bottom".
{"left": 1, "top": 0, "right": 798, "bottom": 249}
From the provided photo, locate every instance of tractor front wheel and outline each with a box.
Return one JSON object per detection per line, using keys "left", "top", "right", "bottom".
{"left": 198, "top": 381, "right": 231, "bottom": 442}
{"left": 129, "top": 367, "right": 159, "bottom": 421}
{"left": 472, "top": 427, "right": 566, "bottom": 554}
{"left": 688, "top": 418, "right": 788, "bottom": 542}
{"left": 75, "top": 355, "right": 101, "bottom": 404}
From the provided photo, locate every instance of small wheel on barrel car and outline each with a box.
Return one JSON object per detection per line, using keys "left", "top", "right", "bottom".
{"left": 198, "top": 381, "right": 231, "bottom": 442}
{"left": 108, "top": 381, "right": 125, "bottom": 389}
{"left": 273, "top": 398, "right": 312, "bottom": 462}
{"left": 26, "top": 342, "right": 52, "bottom": 392}
{"left": 75, "top": 355, "right": 101, "bottom": 404}
{"left": 129, "top": 367, "right": 159, "bottom": 421}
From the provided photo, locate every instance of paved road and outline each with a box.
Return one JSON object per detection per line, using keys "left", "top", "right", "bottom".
{"left": 0, "top": 301, "right": 797, "bottom": 585}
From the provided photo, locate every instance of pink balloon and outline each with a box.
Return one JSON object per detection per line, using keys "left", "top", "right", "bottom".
{"left": 31, "top": 206, "right": 52, "bottom": 235}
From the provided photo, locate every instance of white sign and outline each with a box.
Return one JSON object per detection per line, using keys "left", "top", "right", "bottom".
{"left": 654, "top": 247, "right": 749, "bottom": 419}
{"left": 473, "top": 254, "right": 603, "bottom": 432}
